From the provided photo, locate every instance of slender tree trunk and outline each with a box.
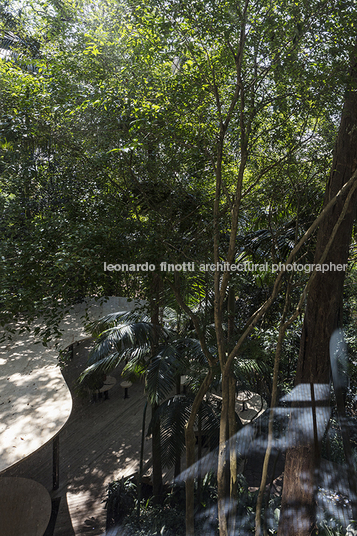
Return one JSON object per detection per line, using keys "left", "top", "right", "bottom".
{"left": 255, "top": 316, "right": 287, "bottom": 536}
{"left": 217, "top": 371, "right": 230, "bottom": 536}
{"left": 174, "top": 375, "right": 181, "bottom": 478}
{"left": 185, "top": 423, "right": 196, "bottom": 536}
{"left": 227, "top": 287, "right": 238, "bottom": 531}
{"left": 150, "top": 273, "right": 163, "bottom": 501}
{"left": 278, "top": 48, "right": 357, "bottom": 536}
{"left": 256, "top": 274, "right": 296, "bottom": 535}
{"left": 197, "top": 407, "right": 202, "bottom": 507}
{"left": 137, "top": 401, "right": 148, "bottom": 520}
{"left": 185, "top": 370, "right": 214, "bottom": 536}
{"left": 228, "top": 372, "right": 238, "bottom": 533}
{"left": 151, "top": 401, "right": 163, "bottom": 501}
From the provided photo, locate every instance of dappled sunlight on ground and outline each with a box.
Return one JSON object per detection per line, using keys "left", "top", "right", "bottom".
{"left": 0, "top": 297, "right": 142, "bottom": 474}
{"left": 0, "top": 335, "right": 72, "bottom": 471}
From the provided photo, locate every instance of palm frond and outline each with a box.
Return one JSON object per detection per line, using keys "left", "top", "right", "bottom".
{"left": 161, "top": 306, "right": 191, "bottom": 333}
{"left": 156, "top": 395, "right": 192, "bottom": 468}
{"left": 78, "top": 351, "right": 123, "bottom": 383}
{"left": 86, "top": 310, "right": 151, "bottom": 338}
{"left": 88, "top": 322, "right": 170, "bottom": 365}
{"left": 176, "top": 337, "right": 208, "bottom": 365}
{"left": 80, "top": 320, "right": 171, "bottom": 385}
{"left": 145, "top": 344, "right": 185, "bottom": 404}
{"left": 149, "top": 394, "right": 220, "bottom": 469}
{"left": 121, "top": 354, "right": 147, "bottom": 381}
{"left": 234, "top": 357, "right": 269, "bottom": 391}
{"left": 197, "top": 398, "right": 220, "bottom": 449}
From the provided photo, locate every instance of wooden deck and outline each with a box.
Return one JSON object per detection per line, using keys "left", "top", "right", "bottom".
{"left": 1, "top": 339, "right": 152, "bottom": 536}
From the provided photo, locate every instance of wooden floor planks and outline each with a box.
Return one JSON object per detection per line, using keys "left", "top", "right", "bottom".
{"left": 1, "top": 339, "right": 151, "bottom": 535}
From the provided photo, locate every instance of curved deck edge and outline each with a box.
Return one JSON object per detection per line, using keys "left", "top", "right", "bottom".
{"left": 0, "top": 297, "right": 142, "bottom": 473}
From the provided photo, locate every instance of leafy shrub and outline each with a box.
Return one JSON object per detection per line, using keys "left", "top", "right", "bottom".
{"left": 123, "top": 501, "right": 186, "bottom": 536}
{"left": 105, "top": 477, "right": 136, "bottom": 528}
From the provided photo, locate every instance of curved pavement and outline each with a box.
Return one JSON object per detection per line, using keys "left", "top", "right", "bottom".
{"left": 0, "top": 297, "right": 141, "bottom": 473}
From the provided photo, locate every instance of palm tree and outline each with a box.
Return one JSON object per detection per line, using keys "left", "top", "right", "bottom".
{"left": 79, "top": 309, "right": 192, "bottom": 499}
{"left": 79, "top": 308, "right": 269, "bottom": 517}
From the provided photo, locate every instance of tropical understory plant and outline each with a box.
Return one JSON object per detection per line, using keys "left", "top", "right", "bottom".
{"left": 79, "top": 307, "right": 269, "bottom": 521}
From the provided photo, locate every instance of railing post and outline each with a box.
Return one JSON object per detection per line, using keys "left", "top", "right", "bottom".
{"left": 53, "top": 435, "right": 60, "bottom": 490}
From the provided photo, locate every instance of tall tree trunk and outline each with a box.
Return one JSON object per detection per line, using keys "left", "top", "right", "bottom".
{"left": 217, "top": 371, "right": 230, "bottom": 536}
{"left": 228, "top": 372, "right": 238, "bottom": 533}
{"left": 278, "top": 49, "right": 357, "bottom": 536}
{"left": 150, "top": 273, "right": 163, "bottom": 501}
{"left": 174, "top": 375, "right": 181, "bottom": 478}
{"left": 227, "top": 287, "right": 238, "bottom": 532}
{"left": 137, "top": 401, "right": 148, "bottom": 519}
{"left": 151, "top": 401, "right": 163, "bottom": 501}
{"left": 185, "top": 423, "right": 196, "bottom": 536}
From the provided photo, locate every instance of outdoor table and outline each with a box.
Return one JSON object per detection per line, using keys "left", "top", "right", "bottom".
{"left": 120, "top": 380, "right": 132, "bottom": 399}
{"left": 93, "top": 375, "right": 117, "bottom": 401}
{"left": 0, "top": 476, "right": 52, "bottom": 536}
